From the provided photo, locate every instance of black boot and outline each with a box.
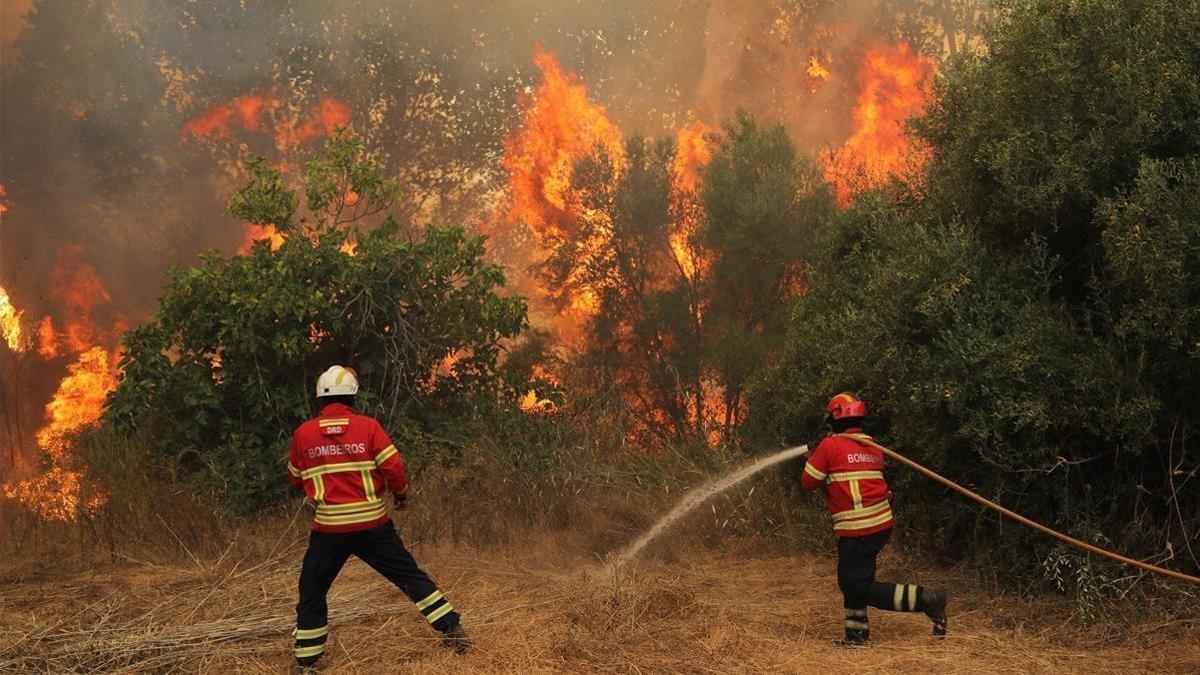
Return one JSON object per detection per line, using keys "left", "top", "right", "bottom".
{"left": 922, "top": 588, "right": 948, "bottom": 636}
{"left": 441, "top": 622, "right": 471, "bottom": 654}
{"left": 837, "top": 608, "right": 869, "bottom": 647}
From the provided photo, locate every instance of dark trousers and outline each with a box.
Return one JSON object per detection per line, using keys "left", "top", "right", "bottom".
{"left": 836, "top": 528, "right": 924, "bottom": 642}
{"left": 294, "top": 522, "right": 459, "bottom": 664}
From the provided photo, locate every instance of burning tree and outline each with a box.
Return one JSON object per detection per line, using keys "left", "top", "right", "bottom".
{"left": 527, "top": 113, "right": 833, "bottom": 444}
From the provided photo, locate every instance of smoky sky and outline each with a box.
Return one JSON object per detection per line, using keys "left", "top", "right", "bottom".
{"left": 0, "top": 0, "right": 983, "bottom": 326}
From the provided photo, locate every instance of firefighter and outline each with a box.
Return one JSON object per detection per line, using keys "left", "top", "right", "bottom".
{"left": 799, "top": 392, "right": 948, "bottom": 646}
{"left": 287, "top": 365, "right": 470, "bottom": 668}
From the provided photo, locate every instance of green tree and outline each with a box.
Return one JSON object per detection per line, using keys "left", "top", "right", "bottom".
{"left": 107, "top": 137, "right": 526, "bottom": 512}
{"left": 701, "top": 111, "right": 833, "bottom": 431}
{"left": 750, "top": 0, "right": 1200, "bottom": 585}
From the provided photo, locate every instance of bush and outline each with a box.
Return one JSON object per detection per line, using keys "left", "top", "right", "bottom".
{"left": 747, "top": 0, "right": 1200, "bottom": 587}
{"left": 107, "top": 136, "right": 527, "bottom": 512}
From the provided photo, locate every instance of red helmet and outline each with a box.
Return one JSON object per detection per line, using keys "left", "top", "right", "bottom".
{"left": 826, "top": 392, "right": 867, "bottom": 420}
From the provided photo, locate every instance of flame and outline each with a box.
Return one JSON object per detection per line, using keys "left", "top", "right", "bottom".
{"left": 502, "top": 50, "right": 625, "bottom": 333}
{"left": 503, "top": 49, "right": 624, "bottom": 238}
{"left": 518, "top": 389, "right": 540, "bottom": 412}
{"left": 669, "top": 122, "right": 714, "bottom": 283}
{"left": 182, "top": 100, "right": 239, "bottom": 139}
{"left": 36, "top": 315, "right": 59, "bottom": 358}
{"left": 0, "top": 285, "right": 23, "bottom": 351}
{"left": 238, "top": 223, "right": 286, "bottom": 253}
{"left": 281, "top": 97, "right": 352, "bottom": 147}
{"left": 822, "top": 43, "right": 935, "bottom": 207}
{"left": 3, "top": 466, "right": 107, "bottom": 522}
{"left": 184, "top": 94, "right": 351, "bottom": 151}
{"left": 6, "top": 346, "right": 116, "bottom": 520}
{"left": 43, "top": 245, "right": 112, "bottom": 355}
{"left": 807, "top": 56, "right": 830, "bottom": 80}
{"left": 34, "top": 347, "right": 117, "bottom": 457}
{"left": 519, "top": 365, "right": 561, "bottom": 414}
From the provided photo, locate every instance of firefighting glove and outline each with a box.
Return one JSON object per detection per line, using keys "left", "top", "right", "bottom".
{"left": 394, "top": 492, "right": 408, "bottom": 510}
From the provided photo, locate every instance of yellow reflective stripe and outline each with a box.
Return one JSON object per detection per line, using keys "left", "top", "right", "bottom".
{"left": 294, "top": 626, "right": 328, "bottom": 639}
{"left": 844, "top": 608, "right": 867, "bottom": 618}
{"left": 832, "top": 509, "right": 893, "bottom": 533}
{"left": 803, "top": 462, "right": 827, "bottom": 481}
{"left": 316, "top": 499, "right": 385, "bottom": 515}
{"left": 828, "top": 470, "right": 883, "bottom": 482}
{"left": 849, "top": 479, "right": 863, "bottom": 509}
{"left": 844, "top": 619, "right": 869, "bottom": 630}
{"left": 294, "top": 644, "right": 326, "bottom": 657}
{"left": 375, "top": 444, "right": 399, "bottom": 466}
{"left": 319, "top": 418, "right": 351, "bottom": 427}
{"left": 301, "top": 461, "right": 378, "bottom": 479}
{"left": 313, "top": 475, "right": 326, "bottom": 503}
{"left": 313, "top": 505, "right": 387, "bottom": 525}
{"left": 361, "top": 469, "right": 377, "bottom": 501}
{"left": 426, "top": 602, "right": 454, "bottom": 624}
{"left": 287, "top": 462, "right": 301, "bottom": 477}
{"left": 335, "top": 369, "right": 351, "bottom": 385}
{"left": 415, "top": 590, "right": 444, "bottom": 611}
{"left": 893, "top": 584, "right": 905, "bottom": 611}
{"left": 907, "top": 584, "right": 917, "bottom": 611}
{"left": 832, "top": 500, "right": 892, "bottom": 523}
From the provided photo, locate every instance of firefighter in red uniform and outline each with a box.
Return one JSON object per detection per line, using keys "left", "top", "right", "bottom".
{"left": 800, "top": 393, "right": 948, "bottom": 646}
{"left": 287, "top": 365, "right": 469, "bottom": 668}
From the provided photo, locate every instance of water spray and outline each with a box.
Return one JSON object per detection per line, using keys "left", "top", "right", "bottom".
{"left": 606, "top": 444, "right": 809, "bottom": 573}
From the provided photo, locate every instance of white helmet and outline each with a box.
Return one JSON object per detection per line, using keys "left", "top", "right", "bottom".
{"left": 316, "top": 365, "right": 359, "bottom": 397}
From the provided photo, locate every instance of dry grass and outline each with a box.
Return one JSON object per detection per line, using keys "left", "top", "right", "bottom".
{"left": 2, "top": 512, "right": 1197, "bottom": 674}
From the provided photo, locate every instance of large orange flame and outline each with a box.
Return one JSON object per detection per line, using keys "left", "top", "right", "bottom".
{"left": 822, "top": 43, "right": 935, "bottom": 207}
{"left": 5, "top": 244, "right": 119, "bottom": 521}
{"left": 503, "top": 49, "right": 624, "bottom": 238}
{"left": 33, "top": 347, "right": 117, "bottom": 457}
{"left": 669, "top": 121, "right": 714, "bottom": 283}
{"left": 6, "top": 346, "right": 116, "bottom": 520}
{"left": 0, "top": 285, "right": 23, "bottom": 351}
{"left": 502, "top": 49, "right": 625, "bottom": 327}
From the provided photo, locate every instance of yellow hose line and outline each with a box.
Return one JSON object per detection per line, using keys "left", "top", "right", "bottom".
{"left": 836, "top": 434, "right": 1200, "bottom": 586}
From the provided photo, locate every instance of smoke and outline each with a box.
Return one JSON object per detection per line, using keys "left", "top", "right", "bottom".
{"left": 0, "top": 0, "right": 987, "bottom": 466}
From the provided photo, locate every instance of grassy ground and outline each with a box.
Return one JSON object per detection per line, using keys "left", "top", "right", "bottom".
{"left": 3, "top": 515, "right": 1198, "bottom": 673}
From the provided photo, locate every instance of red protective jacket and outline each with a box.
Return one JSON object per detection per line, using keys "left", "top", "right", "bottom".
{"left": 800, "top": 430, "right": 894, "bottom": 537}
{"left": 287, "top": 402, "right": 408, "bottom": 533}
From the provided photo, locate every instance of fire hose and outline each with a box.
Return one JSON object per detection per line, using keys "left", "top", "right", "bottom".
{"left": 837, "top": 433, "right": 1200, "bottom": 586}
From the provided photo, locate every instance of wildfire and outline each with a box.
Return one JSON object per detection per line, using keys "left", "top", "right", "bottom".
{"left": 50, "top": 246, "right": 113, "bottom": 354}
{"left": 1, "top": 285, "right": 23, "bottom": 351}
{"left": 503, "top": 49, "right": 624, "bottom": 238}
{"left": 37, "top": 315, "right": 59, "bottom": 359}
{"left": 502, "top": 49, "right": 625, "bottom": 331}
{"left": 184, "top": 93, "right": 351, "bottom": 151}
{"left": 519, "top": 364, "right": 561, "bottom": 414}
{"left": 669, "top": 121, "right": 714, "bottom": 283}
{"left": 34, "top": 347, "right": 118, "bottom": 456}
{"left": 6, "top": 346, "right": 116, "bottom": 520}
{"left": 3, "top": 242, "right": 120, "bottom": 521}
{"left": 807, "top": 56, "right": 830, "bottom": 80}
{"left": 822, "top": 43, "right": 935, "bottom": 207}
{"left": 238, "top": 223, "right": 286, "bottom": 253}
